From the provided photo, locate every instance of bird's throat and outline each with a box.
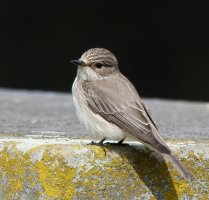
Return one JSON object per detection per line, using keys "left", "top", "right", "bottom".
{"left": 76, "top": 67, "right": 103, "bottom": 81}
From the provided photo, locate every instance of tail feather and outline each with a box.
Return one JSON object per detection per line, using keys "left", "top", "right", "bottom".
{"left": 166, "top": 154, "right": 194, "bottom": 181}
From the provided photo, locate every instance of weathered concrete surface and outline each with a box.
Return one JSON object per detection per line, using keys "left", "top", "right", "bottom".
{"left": 0, "top": 88, "right": 209, "bottom": 139}
{"left": 0, "top": 138, "right": 208, "bottom": 200}
{"left": 0, "top": 88, "right": 209, "bottom": 200}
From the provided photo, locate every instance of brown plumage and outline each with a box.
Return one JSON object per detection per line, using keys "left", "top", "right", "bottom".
{"left": 72, "top": 48, "right": 194, "bottom": 180}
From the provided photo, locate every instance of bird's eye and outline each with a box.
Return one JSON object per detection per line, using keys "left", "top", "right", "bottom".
{"left": 95, "top": 63, "right": 103, "bottom": 68}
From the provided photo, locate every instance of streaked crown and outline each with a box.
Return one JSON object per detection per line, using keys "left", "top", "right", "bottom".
{"left": 80, "top": 48, "right": 118, "bottom": 68}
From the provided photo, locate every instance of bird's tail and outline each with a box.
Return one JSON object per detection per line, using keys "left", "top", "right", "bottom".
{"left": 166, "top": 154, "right": 194, "bottom": 181}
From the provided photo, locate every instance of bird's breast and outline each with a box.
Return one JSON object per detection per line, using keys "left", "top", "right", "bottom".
{"left": 72, "top": 78, "right": 125, "bottom": 140}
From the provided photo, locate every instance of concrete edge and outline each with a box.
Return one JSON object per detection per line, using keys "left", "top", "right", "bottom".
{"left": 0, "top": 137, "right": 208, "bottom": 199}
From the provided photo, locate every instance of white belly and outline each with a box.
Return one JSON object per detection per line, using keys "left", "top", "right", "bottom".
{"left": 72, "top": 79, "right": 125, "bottom": 140}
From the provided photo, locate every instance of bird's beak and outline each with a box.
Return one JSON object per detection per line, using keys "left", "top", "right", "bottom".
{"left": 70, "top": 60, "right": 86, "bottom": 66}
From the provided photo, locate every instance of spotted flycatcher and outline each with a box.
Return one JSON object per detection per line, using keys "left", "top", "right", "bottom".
{"left": 71, "top": 48, "right": 194, "bottom": 180}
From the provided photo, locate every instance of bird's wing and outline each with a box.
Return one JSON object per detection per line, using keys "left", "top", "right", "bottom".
{"left": 82, "top": 72, "right": 171, "bottom": 154}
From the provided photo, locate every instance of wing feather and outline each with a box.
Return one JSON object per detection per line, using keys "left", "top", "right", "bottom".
{"left": 82, "top": 73, "right": 171, "bottom": 154}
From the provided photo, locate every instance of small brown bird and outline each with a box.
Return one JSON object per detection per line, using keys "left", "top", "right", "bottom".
{"left": 71, "top": 48, "right": 194, "bottom": 180}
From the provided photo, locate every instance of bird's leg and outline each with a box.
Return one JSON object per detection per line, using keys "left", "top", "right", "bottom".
{"left": 89, "top": 138, "right": 107, "bottom": 156}
{"left": 117, "top": 138, "right": 125, "bottom": 145}
{"left": 116, "top": 138, "right": 129, "bottom": 146}
{"left": 105, "top": 138, "right": 127, "bottom": 146}
{"left": 89, "top": 137, "right": 106, "bottom": 145}
{"left": 98, "top": 137, "right": 106, "bottom": 145}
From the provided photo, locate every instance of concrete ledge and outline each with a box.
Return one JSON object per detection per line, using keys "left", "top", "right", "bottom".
{"left": 1, "top": 88, "right": 209, "bottom": 139}
{"left": 0, "top": 89, "right": 209, "bottom": 199}
{"left": 0, "top": 137, "right": 208, "bottom": 200}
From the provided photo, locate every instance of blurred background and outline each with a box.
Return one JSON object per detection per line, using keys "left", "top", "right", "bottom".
{"left": 0, "top": 1, "right": 208, "bottom": 101}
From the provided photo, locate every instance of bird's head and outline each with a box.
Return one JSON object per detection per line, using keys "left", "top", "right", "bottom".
{"left": 71, "top": 48, "right": 119, "bottom": 80}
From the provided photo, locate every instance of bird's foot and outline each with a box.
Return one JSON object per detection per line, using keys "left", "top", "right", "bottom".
{"left": 106, "top": 138, "right": 129, "bottom": 146}
{"left": 88, "top": 138, "right": 107, "bottom": 155}
{"left": 89, "top": 138, "right": 106, "bottom": 146}
{"left": 117, "top": 139, "right": 125, "bottom": 145}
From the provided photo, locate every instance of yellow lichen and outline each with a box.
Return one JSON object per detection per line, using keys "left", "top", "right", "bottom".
{"left": 0, "top": 142, "right": 25, "bottom": 200}
{"left": 0, "top": 140, "right": 208, "bottom": 199}
{"left": 34, "top": 148, "right": 76, "bottom": 199}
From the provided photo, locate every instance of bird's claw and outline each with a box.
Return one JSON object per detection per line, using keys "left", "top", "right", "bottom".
{"left": 88, "top": 138, "right": 107, "bottom": 156}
